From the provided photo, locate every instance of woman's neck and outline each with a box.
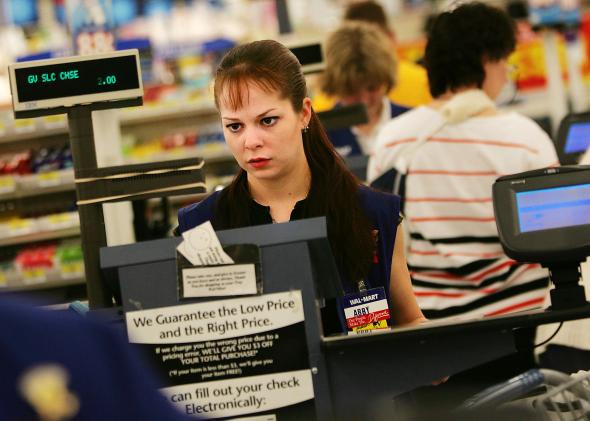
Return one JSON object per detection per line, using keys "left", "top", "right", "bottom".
{"left": 247, "top": 163, "right": 311, "bottom": 222}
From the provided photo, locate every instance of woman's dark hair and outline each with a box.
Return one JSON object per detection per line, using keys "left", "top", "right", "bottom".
{"left": 212, "top": 39, "right": 375, "bottom": 284}
{"left": 425, "top": 2, "right": 516, "bottom": 97}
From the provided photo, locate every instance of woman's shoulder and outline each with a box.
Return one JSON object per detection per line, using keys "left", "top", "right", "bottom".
{"left": 177, "top": 190, "right": 222, "bottom": 233}
{"left": 357, "top": 185, "right": 401, "bottom": 216}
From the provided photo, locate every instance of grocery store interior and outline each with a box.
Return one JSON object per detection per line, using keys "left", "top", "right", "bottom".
{"left": 3, "top": 0, "right": 590, "bottom": 419}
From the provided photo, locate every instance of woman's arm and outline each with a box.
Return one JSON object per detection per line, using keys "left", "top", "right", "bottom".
{"left": 389, "top": 224, "right": 427, "bottom": 326}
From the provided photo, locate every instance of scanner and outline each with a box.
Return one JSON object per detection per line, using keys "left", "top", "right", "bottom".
{"left": 493, "top": 165, "right": 590, "bottom": 310}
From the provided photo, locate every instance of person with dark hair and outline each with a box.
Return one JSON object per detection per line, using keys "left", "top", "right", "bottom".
{"left": 367, "top": 2, "right": 558, "bottom": 320}
{"left": 177, "top": 39, "right": 425, "bottom": 332}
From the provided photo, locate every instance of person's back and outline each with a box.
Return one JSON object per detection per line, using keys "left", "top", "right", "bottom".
{"left": 368, "top": 2, "right": 559, "bottom": 319}
{"left": 370, "top": 105, "right": 557, "bottom": 319}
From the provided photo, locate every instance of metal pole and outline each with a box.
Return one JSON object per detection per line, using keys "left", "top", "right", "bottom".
{"left": 68, "top": 106, "right": 111, "bottom": 308}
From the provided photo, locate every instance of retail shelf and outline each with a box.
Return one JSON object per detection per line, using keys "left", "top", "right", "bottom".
{"left": 0, "top": 275, "right": 85, "bottom": 293}
{"left": 0, "top": 126, "right": 69, "bottom": 145}
{"left": 17, "top": 181, "right": 75, "bottom": 198}
{"left": 121, "top": 100, "right": 217, "bottom": 125}
{"left": 0, "top": 99, "right": 218, "bottom": 145}
{"left": 0, "top": 226, "right": 80, "bottom": 247}
{"left": 125, "top": 144, "right": 233, "bottom": 165}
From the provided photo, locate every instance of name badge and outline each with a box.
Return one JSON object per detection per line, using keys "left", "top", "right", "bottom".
{"left": 342, "top": 287, "right": 390, "bottom": 334}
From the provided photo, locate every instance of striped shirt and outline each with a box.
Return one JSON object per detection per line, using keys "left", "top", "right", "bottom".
{"left": 368, "top": 106, "right": 559, "bottom": 320}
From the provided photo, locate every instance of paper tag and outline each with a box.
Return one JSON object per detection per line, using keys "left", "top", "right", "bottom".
{"left": 177, "top": 221, "right": 234, "bottom": 266}
{"left": 342, "top": 287, "right": 390, "bottom": 334}
{"left": 182, "top": 263, "right": 257, "bottom": 297}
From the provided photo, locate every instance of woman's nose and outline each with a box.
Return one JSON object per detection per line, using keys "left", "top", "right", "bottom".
{"left": 243, "top": 127, "right": 264, "bottom": 150}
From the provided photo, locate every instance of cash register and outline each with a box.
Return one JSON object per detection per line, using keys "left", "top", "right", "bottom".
{"left": 493, "top": 165, "right": 590, "bottom": 310}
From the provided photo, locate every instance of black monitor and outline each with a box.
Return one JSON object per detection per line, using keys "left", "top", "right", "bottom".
{"left": 555, "top": 112, "right": 590, "bottom": 165}
{"left": 288, "top": 42, "right": 324, "bottom": 74}
{"left": 493, "top": 165, "right": 590, "bottom": 309}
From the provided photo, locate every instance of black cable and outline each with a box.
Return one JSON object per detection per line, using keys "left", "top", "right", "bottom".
{"left": 534, "top": 322, "right": 563, "bottom": 348}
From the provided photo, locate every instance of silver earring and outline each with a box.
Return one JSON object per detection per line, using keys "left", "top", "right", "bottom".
{"left": 303, "top": 125, "right": 309, "bottom": 133}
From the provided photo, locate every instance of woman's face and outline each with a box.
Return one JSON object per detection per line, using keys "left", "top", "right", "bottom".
{"left": 219, "top": 82, "right": 311, "bottom": 183}
{"left": 482, "top": 58, "right": 510, "bottom": 100}
{"left": 339, "top": 84, "right": 387, "bottom": 122}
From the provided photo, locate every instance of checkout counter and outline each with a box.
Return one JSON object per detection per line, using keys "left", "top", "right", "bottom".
{"left": 99, "top": 165, "right": 590, "bottom": 420}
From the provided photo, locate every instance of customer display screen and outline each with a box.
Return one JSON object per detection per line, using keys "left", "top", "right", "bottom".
{"left": 289, "top": 44, "right": 323, "bottom": 66}
{"left": 564, "top": 121, "right": 590, "bottom": 154}
{"left": 516, "top": 183, "right": 590, "bottom": 233}
{"left": 14, "top": 55, "right": 140, "bottom": 102}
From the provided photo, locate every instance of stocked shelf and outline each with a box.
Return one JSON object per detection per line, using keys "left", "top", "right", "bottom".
{"left": 0, "top": 169, "right": 75, "bottom": 201}
{"left": 120, "top": 99, "right": 217, "bottom": 125}
{"left": 0, "top": 99, "right": 218, "bottom": 145}
{"left": 0, "top": 226, "right": 80, "bottom": 248}
{"left": 0, "top": 275, "right": 85, "bottom": 293}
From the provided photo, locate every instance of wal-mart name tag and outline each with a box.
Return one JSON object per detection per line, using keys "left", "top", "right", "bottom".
{"left": 182, "top": 263, "right": 257, "bottom": 298}
{"left": 342, "top": 287, "right": 390, "bottom": 333}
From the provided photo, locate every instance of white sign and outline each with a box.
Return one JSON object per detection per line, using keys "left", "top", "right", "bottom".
{"left": 126, "top": 291, "right": 304, "bottom": 344}
{"left": 182, "top": 263, "right": 257, "bottom": 297}
{"left": 162, "top": 370, "right": 313, "bottom": 418}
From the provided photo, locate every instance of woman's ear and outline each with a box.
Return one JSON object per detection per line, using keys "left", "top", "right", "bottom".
{"left": 301, "top": 97, "right": 312, "bottom": 128}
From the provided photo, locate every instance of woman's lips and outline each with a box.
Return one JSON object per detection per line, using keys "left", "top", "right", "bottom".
{"left": 248, "top": 158, "right": 271, "bottom": 169}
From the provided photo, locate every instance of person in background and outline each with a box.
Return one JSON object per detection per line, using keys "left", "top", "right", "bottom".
{"left": 343, "top": 0, "right": 432, "bottom": 108}
{"left": 177, "top": 39, "right": 426, "bottom": 333}
{"left": 321, "top": 21, "right": 409, "bottom": 157}
{"left": 367, "top": 2, "right": 559, "bottom": 320}
{"left": 0, "top": 299, "right": 194, "bottom": 421}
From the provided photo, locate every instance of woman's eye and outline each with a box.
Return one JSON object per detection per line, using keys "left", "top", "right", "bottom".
{"left": 226, "top": 123, "right": 242, "bottom": 133}
{"left": 261, "top": 116, "right": 278, "bottom": 127}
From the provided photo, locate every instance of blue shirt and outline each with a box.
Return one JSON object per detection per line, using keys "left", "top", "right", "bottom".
{"left": 0, "top": 300, "right": 194, "bottom": 421}
{"left": 327, "top": 101, "right": 409, "bottom": 157}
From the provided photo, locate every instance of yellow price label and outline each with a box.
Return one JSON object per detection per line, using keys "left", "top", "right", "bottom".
{"left": 8, "top": 219, "right": 32, "bottom": 230}
{"left": 0, "top": 175, "right": 16, "bottom": 193}
{"left": 37, "top": 171, "right": 60, "bottom": 187}
{"left": 60, "top": 262, "right": 84, "bottom": 277}
{"left": 22, "top": 268, "right": 46, "bottom": 283}
{"left": 42, "top": 115, "right": 66, "bottom": 128}
{"left": 0, "top": 272, "right": 7, "bottom": 286}
{"left": 48, "top": 213, "right": 70, "bottom": 224}
{"left": 13, "top": 118, "right": 35, "bottom": 132}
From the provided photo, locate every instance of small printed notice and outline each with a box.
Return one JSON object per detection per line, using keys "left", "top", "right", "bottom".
{"left": 177, "top": 221, "right": 234, "bottom": 266}
{"left": 182, "top": 263, "right": 257, "bottom": 298}
{"left": 342, "top": 287, "right": 390, "bottom": 335}
{"left": 126, "top": 291, "right": 315, "bottom": 419}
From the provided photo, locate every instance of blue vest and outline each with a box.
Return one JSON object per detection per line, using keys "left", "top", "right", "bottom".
{"left": 327, "top": 101, "right": 409, "bottom": 157}
{"left": 178, "top": 186, "right": 400, "bottom": 303}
